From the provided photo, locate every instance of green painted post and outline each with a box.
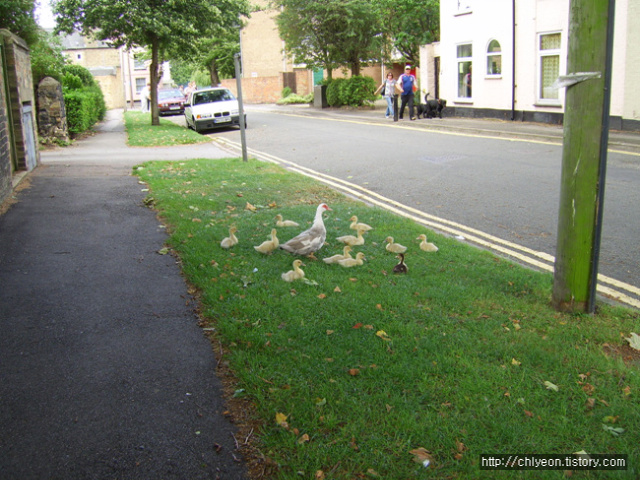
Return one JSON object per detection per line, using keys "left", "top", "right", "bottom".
{"left": 552, "top": 0, "right": 614, "bottom": 312}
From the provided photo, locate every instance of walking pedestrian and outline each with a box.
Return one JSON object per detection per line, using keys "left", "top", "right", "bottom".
{"left": 398, "top": 66, "right": 417, "bottom": 120}
{"left": 375, "top": 72, "right": 397, "bottom": 119}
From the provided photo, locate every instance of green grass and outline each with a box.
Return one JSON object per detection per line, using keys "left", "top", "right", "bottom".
{"left": 124, "top": 111, "right": 211, "bottom": 147}
{"left": 135, "top": 158, "right": 639, "bottom": 479}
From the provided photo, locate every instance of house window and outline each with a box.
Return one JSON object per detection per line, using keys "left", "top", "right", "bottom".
{"left": 486, "top": 40, "right": 501, "bottom": 75}
{"left": 539, "top": 32, "right": 561, "bottom": 101}
{"left": 134, "top": 59, "right": 146, "bottom": 70}
{"left": 76, "top": 53, "right": 82, "bottom": 60}
{"left": 135, "top": 78, "right": 146, "bottom": 94}
{"left": 457, "top": 43, "right": 472, "bottom": 98}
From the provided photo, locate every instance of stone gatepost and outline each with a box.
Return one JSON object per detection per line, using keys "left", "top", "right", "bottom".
{"left": 37, "top": 76, "right": 69, "bottom": 144}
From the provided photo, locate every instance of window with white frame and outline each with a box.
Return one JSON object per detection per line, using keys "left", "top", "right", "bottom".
{"left": 538, "top": 32, "right": 561, "bottom": 101}
{"left": 457, "top": 43, "right": 472, "bottom": 98}
{"left": 134, "top": 59, "right": 146, "bottom": 70}
{"left": 135, "top": 78, "right": 146, "bottom": 94}
{"left": 486, "top": 40, "right": 501, "bottom": 75}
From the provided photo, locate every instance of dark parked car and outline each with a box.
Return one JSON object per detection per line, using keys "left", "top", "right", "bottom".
{"left": 158, "top": 88, "right": 186, "bottom": 115}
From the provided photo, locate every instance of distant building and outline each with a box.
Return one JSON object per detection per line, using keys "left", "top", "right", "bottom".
{"left": 59, "top": 31, "right": 172, "bottom": 110}
{"left": 424, "top": 0, "right": 640, "bottom": 130}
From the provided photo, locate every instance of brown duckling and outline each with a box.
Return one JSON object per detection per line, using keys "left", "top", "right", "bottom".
{"left": 392, "top": 253, "right": 408, "bottom": 274}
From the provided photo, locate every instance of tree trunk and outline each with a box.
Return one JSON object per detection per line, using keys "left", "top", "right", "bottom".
{"left": 552, "top": 0, "right": 614, "bottom": 312}
{"left": 150, "top": 34, "right": 160, "bottom": 126}
{"left": 209, "top": 58, "right": 220, "bottom": 87}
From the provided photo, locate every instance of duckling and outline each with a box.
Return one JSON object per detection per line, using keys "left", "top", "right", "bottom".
{"left": 323, "top": 245, "right": 353, "bottom": 264}
{"left": 220, "top": 226, "right": 238, "bottom": 249}
{"left": 254, "top": 228, "right": 279, "bottom": 254}
{"left": 392, "top": 253, "right": 408, "bottom": 274}
{"left": 417, "top": 234, "right": 438, "bottom": 252}
{"left": 337, "top": 252, "right": 366, "bottom": 268}
{"left": 349, "top": 215, "right": 373, "bottom": 232}
{"left": 275, "top": 214, "right": 299, "bottom": 228}
{"left": 336, "top": 228, "right": 366, "bottom": 246}
{"left": 385, "top": 236, "right": 407, "bottom": 253}
{"left": 281, "top": 259, "right": 306, "bottom": 282}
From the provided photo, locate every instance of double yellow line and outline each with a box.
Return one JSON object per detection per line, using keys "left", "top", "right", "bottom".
{"left": 214, "top": 135, "right": 640, "bottom": 310}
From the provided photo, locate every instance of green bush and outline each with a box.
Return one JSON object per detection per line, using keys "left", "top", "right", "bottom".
{"left": 281, "top": 86, "right": 293, "bottom": 98}
{"left": 276, "top": 92, "right": 314, "bottom": 105}
{"left": 61, "top": 64, "right": 106, "bottom": 136}
{"left": 326, "top": 76, "right": 377, "bottom": 107}
{"left": 62, "top": 64, "right": 96, "bottom": 87}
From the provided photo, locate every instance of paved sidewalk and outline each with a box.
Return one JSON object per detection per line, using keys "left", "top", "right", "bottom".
{"left": 0, "top": 111, "right": 247, "bottom": 479}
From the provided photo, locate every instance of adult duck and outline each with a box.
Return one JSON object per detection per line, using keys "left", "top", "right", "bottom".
{"left": 392, "top": 253, "right": 408, "bottom": 274}
{"left": 280, "top": 203, "right": 331, "bottom": 257}
{"left": 417, "top": 234, "right": 438, "bottom": 252}
{"left": 385, "top": 236, "right": 407, "bottom": 253}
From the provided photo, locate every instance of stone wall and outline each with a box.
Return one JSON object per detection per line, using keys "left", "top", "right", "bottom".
{"left": 37, "top": 77, "right": 69, "bottom": 144}
{"left": 0, "top": 42, "right": 11, "bottom": 204}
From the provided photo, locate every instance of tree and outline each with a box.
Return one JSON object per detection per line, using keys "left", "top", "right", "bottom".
{"left": 378, "top": 0, "right": 439, "bottom": 67}
{"left": 275, "top": 0, "right": 381, "bottom": 78}
{"left": 0, "top": 0, "right": 40, "bottom": 44}
{"left": 54, "top": 0, "right": 250, "bottom": 125}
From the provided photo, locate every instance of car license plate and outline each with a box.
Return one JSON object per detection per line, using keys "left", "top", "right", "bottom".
{"left": 214, "top": 116, "right": 231, "bottom": 123}
{"left": 170, "top": 106, "right": 180, "bottom": 110}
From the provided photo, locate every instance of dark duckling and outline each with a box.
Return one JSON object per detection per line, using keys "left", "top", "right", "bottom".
{"left": 392, "top": 253, "right": 408, "bottom": 274}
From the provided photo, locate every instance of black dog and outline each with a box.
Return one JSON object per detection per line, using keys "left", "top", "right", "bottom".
{"left": 424, "top": 93, "right": 447, "bottom": 119}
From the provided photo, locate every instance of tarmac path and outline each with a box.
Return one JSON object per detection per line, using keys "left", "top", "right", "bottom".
{"left": 0, "top": 110, "right": 247, "bottom": 479}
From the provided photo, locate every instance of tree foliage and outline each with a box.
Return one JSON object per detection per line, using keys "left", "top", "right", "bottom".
{"left": 274, "top": 0, "right": 439, "bottom": 74}
{"left": 275, "top": 0, "right": 381, "bottom": 78}
{"left": 378, "top": 0, "right": 439, "bottom": 67}
{"left": 53, "top": 0, "right": 250, "bottom": 125}
{"left": 0, "top": 0, "right": 40, "bottom": 44}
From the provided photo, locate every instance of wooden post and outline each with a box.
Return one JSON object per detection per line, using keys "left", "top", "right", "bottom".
{"left": 552, "top": 0, "right": 615, "bottom": 312}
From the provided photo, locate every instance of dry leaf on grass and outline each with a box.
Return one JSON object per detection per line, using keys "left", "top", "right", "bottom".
{"left": 625, "top": 332, "right": 640, "bottom": 351}
{"left": 410, "top": 447, "right": 434, "bottom": 468}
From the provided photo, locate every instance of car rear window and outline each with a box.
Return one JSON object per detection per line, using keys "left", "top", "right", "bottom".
{"left": 159, "top": 89, "right": 183, "bottom": 99}
{"left": 193, "top": 90, "right": 235, "bottom": 105}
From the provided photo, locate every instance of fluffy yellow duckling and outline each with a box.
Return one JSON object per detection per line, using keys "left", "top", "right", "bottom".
{"left": 417, "top": 234, "right": 438, "bottom": 252}
{"left": 349, "top": 215, "right": 373, "bottom": 232}
{"left": 275, "top": 214, "right": 299, "bottom": 228}
{"left": 385, "top": 236, "right": 407, "bottom": 253}
{"left": 323, "top": 245, "right": 353, "bottom": 264}
{"left": 281, "top": 259, "right": 306, "bottom": 282}
{"left": 338, "top": 252, "right": 366, "bottom": 267}
{"left": 254, "top": 229, "right": 279, "bottom": 254}
{"left": 336, "top": 228, "right": 366, "bottom": 246}
{"left": 220, "top": 226, "right": 238, "bottom": 249}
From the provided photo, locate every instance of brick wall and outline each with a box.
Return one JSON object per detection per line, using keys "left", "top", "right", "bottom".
{"left": 221, "top": 69, "right": 314, "bottom": 104}
{"left": 0, "top": 43, "right": 11, "bottom": 204}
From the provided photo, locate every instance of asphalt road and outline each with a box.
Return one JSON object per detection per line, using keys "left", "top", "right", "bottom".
{"left": 187, "top": 107, "right": 640, "bottom": 305}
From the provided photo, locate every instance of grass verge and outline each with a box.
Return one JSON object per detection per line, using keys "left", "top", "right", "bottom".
{"left": 135, "top": 158, "right": 639, "bottom": 479}
{"left": 124, "top": 111, "right": 210, "bottom": 147}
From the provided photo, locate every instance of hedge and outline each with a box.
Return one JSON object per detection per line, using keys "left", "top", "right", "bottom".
{"left": 326, "top": 76, "right": 377, "bottom": 107}
{"left": 64, "top": 86, "right": 106, "bottom": 135}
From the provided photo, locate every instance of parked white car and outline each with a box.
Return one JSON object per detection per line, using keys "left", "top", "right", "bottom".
{"left": 184, "top": 87, "right": 246, "bottom": 133}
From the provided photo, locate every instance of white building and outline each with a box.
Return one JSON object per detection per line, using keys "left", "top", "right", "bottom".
{"left": 421, "top": 0, "right": 640, "bottom": 131}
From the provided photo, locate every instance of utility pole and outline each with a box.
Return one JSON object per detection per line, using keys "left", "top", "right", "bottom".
{"left": 552, "top": 0, "right": 615, "bottom": 313}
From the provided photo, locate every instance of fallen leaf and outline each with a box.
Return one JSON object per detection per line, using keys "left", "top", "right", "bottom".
{"left": 511, "top": 358, "right": 521, "bottom": 366}
{"left": 298, "top": 433, "right": 310, "bottom": 444}
{"left": 409, "top": 447, "right": 434, "bottom": 468}
{"left": 157, "top": 247, "right": 170, "bottom": 255}
{"left": 275, "top": 412, "right": 289, "bottom": 429}
{"left": 386, "top": 404, "right": 393, "bottom": 412}
{"left": 623, "top": 385, "right": 631, "bottom": 396}
{"left": 376, "top": 304, "right": 383, "bottom": 310}
{"left": 245, "top": 202, "right": 256, "bottom": 212}
{"left": 585, "top": 398, "right": 596, "bottom": 410}
{"left": 625, "top": 332, "right": 640, "bottom": 351}
{"left": 326, "top": 330, "right": 334, "bottom": 335}
{"left": 315, "top": 470, "right": 325, "bottom": 480}
{"left": 315, "top": 398, "right": 327, "bottom": 407}
{"left": 376, "top": 330, "right": 391, "bottom": 341}
{"left": 352, "top": 322, "right": 364, "bottom": 329}
{"left": 333, "top": 286, "right": 342, "bottom": 292}
{"left": 602, "top": 425, "right": 625, "bottom": 436}
{"left": 544, "top": 381, "right": 559, "bottom": 392}
{"left": 524, "top": 410, "right": 534, "bottom": 418}
{"left": 348, "top": 368, "right": 360, "bottom": 376}
{"left": 603, "top": 415, "right": 619, "bottom": 424}
{"left": 456, "top": 440, "right": 466, "bottom": 453}
{"left": 366, "top": 468, "right": 379, "bottom": 477}
{"left": 317, "top": 293, "right": 327, "bottom": 299}
{"left": 582, "top": 383, "right": 595, "bottom": 395}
